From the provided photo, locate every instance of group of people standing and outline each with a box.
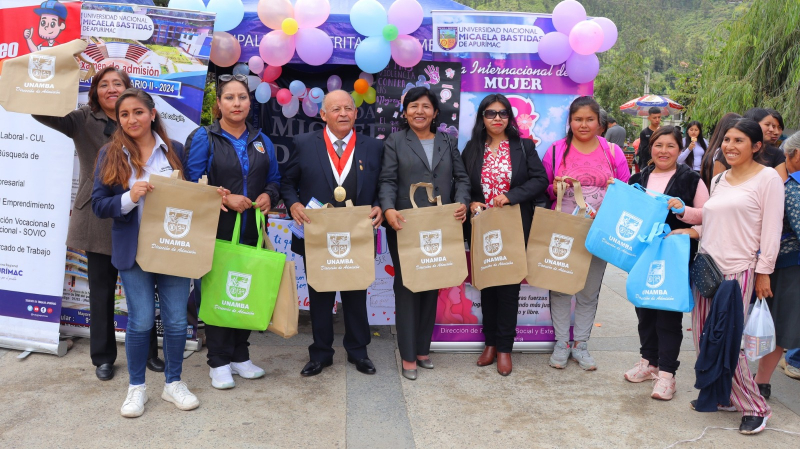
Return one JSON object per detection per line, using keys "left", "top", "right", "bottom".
{"left": 40, "top": 68, "right": 798, "bottom": 436}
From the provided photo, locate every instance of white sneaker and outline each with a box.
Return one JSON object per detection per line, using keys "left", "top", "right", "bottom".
{"left": 162, "top": 381, "right": 200, "bottom": 411}
{"left": 231, "top": 360, "right": 266, "bottom": 379}
{"left": 120, "top": 384, "right": 148, "bottom": 418}
{"left": 624, "top": 358, "right": 658, "bottom": 383}
{"left": 651, "top": 372, "right": 676, "bottom": 401}
{"left": 209, "top": 365, "right": 235, "bottom": 389}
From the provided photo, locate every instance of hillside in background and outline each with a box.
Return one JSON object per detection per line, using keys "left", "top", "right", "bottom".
{"left": 460, "top": 0, "right": 752, "bottom": 135}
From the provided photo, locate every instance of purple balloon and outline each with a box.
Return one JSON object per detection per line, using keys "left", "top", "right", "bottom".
{"left": 388, "top": 0, "right": 424, "bottom": 35}
{"left": 295, "top": 28, "right": 334, "bottom": 66}
{"left": 592, "top": 17, "right": 618, "bottom": 52}
{"left": 327, "top": 75, "right": 342, "bottom": 91}
{"left": 552, "top": 0, "right": 586, "bottom": 35}
{"left": 538, "top": 32, "right": 572, "bottom": 65}
{"left": 569, "top": 21, "right": 604, "bottom": 56}
{"left": 565, "top": 53, "right": 599, "bottom": 84}
{"left": 302, "top": 96, "right": 320, "bottom": 117}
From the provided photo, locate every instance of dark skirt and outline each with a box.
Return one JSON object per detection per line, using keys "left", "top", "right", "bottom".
{"left": 767, "top": 265, "right": 800, "bottom": 348}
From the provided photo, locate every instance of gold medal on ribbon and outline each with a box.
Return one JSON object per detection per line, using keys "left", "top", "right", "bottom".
{"left": 334, "top": 186, "right": 347, "bottom": 202}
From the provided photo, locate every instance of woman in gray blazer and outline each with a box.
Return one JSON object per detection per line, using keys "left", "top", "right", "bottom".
{"left": 379, "top": 87, "right": 471, "bottom": 380}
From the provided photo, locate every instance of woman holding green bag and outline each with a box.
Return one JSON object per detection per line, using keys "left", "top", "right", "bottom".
{"left": 185, "top": 74, "right": 281, "bottom": 390}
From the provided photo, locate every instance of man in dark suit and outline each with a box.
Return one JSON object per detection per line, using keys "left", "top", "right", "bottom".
{"left": 280, "top": 90, "right": 384, "bottom": 377}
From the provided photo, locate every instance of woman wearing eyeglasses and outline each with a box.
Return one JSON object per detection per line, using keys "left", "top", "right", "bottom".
{"left": 184, "top": 74, "right": 281, "bottom": 390}
{"left": 461, "top": 94, "right": 548, "bottom": 375}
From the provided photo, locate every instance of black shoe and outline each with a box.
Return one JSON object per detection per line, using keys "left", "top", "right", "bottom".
{"left": 301, "top": 360, "right": 332, "bottom": 377}
{"left": 739, "top": 414, "right": 770, "bottom": 435}
{"left": 147, "top": 356, "right": 165, "bottom": 373}
{"left": 347, "top": 356, "right": 376, "bottom": 375}
{"left": 756, "top": 382, "right": 771, "bottom": 399}
{"left": 95, "top": 363, "right": 114, "bottom": 381}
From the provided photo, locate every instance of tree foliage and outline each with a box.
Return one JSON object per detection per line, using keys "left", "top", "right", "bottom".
{"left": 690, "top": 0, "right": 800, "bottom": 127}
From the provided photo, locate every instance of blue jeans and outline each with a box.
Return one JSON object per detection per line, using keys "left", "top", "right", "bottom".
{"left": 119, "top": 263, "right": 190, "bottom": 385}
{"left": 787, "top": 348, "right": 800, "bottom": 369}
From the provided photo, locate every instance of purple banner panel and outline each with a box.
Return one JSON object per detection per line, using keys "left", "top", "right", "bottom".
{"left": 0, "top": 289, "right": 61, "bottom": 324}
{"left": 433, "top": 325, "right": 561, "bottom": 342}
{"left": 453, "top": 57, "right": 592, "bottom": 95}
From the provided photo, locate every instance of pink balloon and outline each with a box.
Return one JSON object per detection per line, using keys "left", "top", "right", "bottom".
{"left": 209, "top": 32, "right": 241, "bottom": 67}
{"left": 538, "top": 32, "right": 572, "bottom": 66}
{"left": 259, "top": 30, "right": 296, "bottom": 67}
{"left": 295, "top": 0, "right": 330, "bottom": 29}
{"left": 295, "top": 28, "right": 333, "bottom": 66}
{"left": 261, "top": 65, "right": 282, "bottom": 83}
{"left": 388, "top": 0, "right": 423, "bottom": 35}
{"left": 565, "top": 53, "right": 599, "bottom": 84}
{"left": 592, "top": 17, "right": 618, "bottom": 52}
{"left": 248, "top": 55, "right": 265, "bottom": 75}
{"left": 390, "top": 35, "right": 422, "bottom": 68}
{"left": 552, "top": 0, "right": 587, "bottom": 35}
{"left": 569, "top": 21, "right": 604, "bottom": 56}
{"left": 257, "top": 0, "right": 294, "bottom": 30}
{"left": 276, "top": 88, "right": 293, "bottom": 105}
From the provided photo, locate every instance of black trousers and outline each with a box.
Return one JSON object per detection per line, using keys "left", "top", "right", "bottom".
{"left": 86, "top": 252, "right": 157, "bottom": 367}
{"left": 308, "top": 286, "right": 370, "bottom": 363}
{"left": 386, "top": 228, "right": 438, "bottom": 363}
{"left": 205, "top": 325, "right": 251, "bottom": 368}
{"left": 481, "top": 284, "right": 521, "bottom": 353}
{"left": 636, "top": 307, "right": 683, "bottom": 374}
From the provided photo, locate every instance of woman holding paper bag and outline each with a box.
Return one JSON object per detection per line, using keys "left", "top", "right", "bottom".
{"left": 624, "top": 126, "right": 708, "bottom": 400}
{"left": 185, "top": 74, "right": 281, "bottom": 390}
{"left": 92, "top": 88, "right": 228, "bottom": 418}
{"left": 541, "top": 96, "right": 630, "bottom": 371}
{"left": 32, "top": 67, "right": 165, "bottom": 380}
{"left": 670, "top": 119, "right": 782, "bottom": 435}
{"left": 461, "top": 94, "right": 548, "bottom": 375}
{"left": 379, "top": 87, "right": 471, "bottom": 380}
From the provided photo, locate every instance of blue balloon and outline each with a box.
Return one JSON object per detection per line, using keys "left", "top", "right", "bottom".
{"left": 309, "top": 87, "right": 325, "bottom": 104}
{"left": 168, "top": 0, "right": 205, "bottom": 12}
{"left": 289, "top": 80, "right": 306, "bottom": 97}
{"left": 355, "top": 36, "right": 391, "bottom": 73}
{"left": 350, "top": 0, "right": 388, "bottom": 37}
{"left": 232, "top": 63, "right": 250, "bottom": 76}
{"left": 255, "top": 82, "right": 272, "bottom": 104}
{"left": 206, "top": 0, "right": 244, "bottom": 32}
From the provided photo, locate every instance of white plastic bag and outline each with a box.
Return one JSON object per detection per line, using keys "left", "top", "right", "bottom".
{"left": 743, "top": 298, "right": 776, "bottom": 361}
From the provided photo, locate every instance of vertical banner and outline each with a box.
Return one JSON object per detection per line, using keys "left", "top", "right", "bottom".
{"left": 60, "top": 2, "right": 214, "bottom": 347}
{"left": 0, "top": 0, "right": 82, "bottom": 356}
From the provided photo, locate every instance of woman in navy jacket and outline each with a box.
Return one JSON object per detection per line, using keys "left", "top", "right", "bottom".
{"left": 92, "top": 88, "right": 227, "bottom": 418}
{"left": 461, "top": 94, "right": 548, "bottom": 375}
{"left": 183, "top": 74, "right": 280, "bottom": 390}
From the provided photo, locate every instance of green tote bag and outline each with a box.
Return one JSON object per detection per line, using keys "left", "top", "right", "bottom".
{"left": 199, "top": 207, "right": 286, "bottom": 331}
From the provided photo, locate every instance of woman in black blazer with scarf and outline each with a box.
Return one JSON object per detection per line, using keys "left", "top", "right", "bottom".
{"left": 461, "top": 94, "right": 549, "bottom": 375}
{"left": 379, "top": 87, "right": 471, "bottom": 380}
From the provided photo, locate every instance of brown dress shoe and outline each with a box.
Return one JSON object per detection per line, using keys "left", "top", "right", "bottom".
{"left": 497, "top": 352, "right": 512, "bottom": 376}
{"left": 477, "top": 346, "right": 497, "bottom": 366}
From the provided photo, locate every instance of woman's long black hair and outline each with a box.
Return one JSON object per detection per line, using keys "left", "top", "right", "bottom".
{"left": 684, "top": 121, "right": 707, "bottom": 152}
{"left": 462, "top": 94, "right": 521, "bottom": 175}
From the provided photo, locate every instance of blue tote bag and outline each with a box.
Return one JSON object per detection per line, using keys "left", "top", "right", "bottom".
{"left": 626, "top": 223, "right": 694, "bottom": 313}
{"left": 585, "top": 182, "right": 669, "bottom": 272}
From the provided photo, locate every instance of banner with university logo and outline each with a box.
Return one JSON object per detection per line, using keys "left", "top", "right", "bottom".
{"left": 0, "top": 0, "right": 83, "bottom": 356}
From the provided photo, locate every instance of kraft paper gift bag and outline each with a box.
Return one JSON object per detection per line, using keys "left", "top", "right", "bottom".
{"left": 585, "top": 182, "right": 669, "bottom": 272}
{"left": 0, "top": 39, "right": 87, "bottom": 117}
{"left": 304, "top": 200, "right": 376, "bottom": 292}
{"left": 264, "top": 227, "right": 299, "bottom": 338}
{"left": 470, "top": 204, "right": 527, "bottom": 290}
{"left": 396, "top": 183, "right": 468, "bottom": 293}
{"left": 526, "top": 179, "right": 593, "bottom": 295}
{"left": 626, "top": 223, "right": 694, "bottom": 313}
{"left": 136, "top": 171, "right": 222, "bottom": 278}
{"left": 200, "top": 209, "right": 285, "bottom": 331}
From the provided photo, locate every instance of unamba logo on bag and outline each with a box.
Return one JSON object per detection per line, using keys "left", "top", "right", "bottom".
{"left": 483, "top": 230, "right": 502, "bottom": 256}
{"left": 616, "top": 211, "right": 643, "bottom": 242}
{"left": 29, "top": 55, "right": 56, "bottom": 82}
{"left": 646, "top": 260, "right": 666, "bottom": 289}
{"left": 164, "top": 207, "right": 192, "bottom": 239}
{"left": 225, "top": 271, "right": 252, "bottom": 301}
{"left": 327, "top": 232, "right": 351, "bottom": 258}
{"left": 548, "top": 233, "right": 573, "bottom": 260}
{"left": 420, "top": 230, "right": 443, "bottom": 257}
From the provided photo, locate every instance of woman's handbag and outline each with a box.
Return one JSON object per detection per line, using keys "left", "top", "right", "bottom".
{"left": 689, "top": 252, "right": 724, "bottom": 299}
{"left": 199, "top": 208, "right": 285, "bottom": 331}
